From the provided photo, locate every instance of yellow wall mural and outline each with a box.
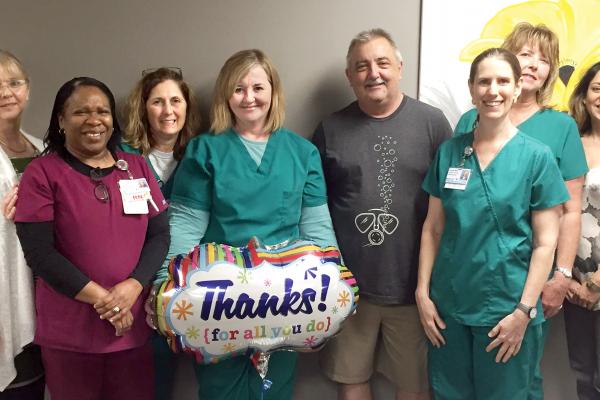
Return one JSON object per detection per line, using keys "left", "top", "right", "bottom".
{"left": 460, "top": 0, "right": 600, "bottom": 111}
{"left": 419, "top": 0, "right": 600, "bottom": 122}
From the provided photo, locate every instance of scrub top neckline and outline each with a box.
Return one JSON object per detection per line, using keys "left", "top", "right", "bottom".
{"left": 515, "top": 109, "right": 543, "bottom": 128}
{"left": 229, "top": 128, "right": 279, "bottom": 174}
{"left": 471, "top": 131, "right": 520, "bottom": 173}
{"left": 62, "top": 149, "right": 119, "bottom": 178}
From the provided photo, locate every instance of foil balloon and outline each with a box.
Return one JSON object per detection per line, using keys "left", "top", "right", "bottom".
{"left": 152, "top": 238, "right": 359, "bottom": 364}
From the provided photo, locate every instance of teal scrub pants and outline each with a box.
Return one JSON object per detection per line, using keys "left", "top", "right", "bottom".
{"left": 528, "top": 319, "right": 550, "bottom": 400}
{"left": 194, "top": 351, "right": 297, "bottom": 400}
{"left": 428, "top": 317, "right": 542, "bottom": 400}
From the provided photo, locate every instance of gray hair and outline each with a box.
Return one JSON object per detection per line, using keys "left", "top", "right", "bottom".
{"left": 346, "top": 28, "right": 403, "bottom": 68}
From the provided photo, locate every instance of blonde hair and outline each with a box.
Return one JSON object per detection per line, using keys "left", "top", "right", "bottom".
{"left": 0, "top": 50, "right": 29, "bottom": 81}
{"left": 210, "top": 49, "right": 284, "bottom": 134}
{"left": 502, "top": 22, "right": 559, "bottom": 107}
{"left": 569, "top": 62, "right": 600, "bottom": 135}
{"left": 124, "top": 68, "right": 200, "bottom": 160}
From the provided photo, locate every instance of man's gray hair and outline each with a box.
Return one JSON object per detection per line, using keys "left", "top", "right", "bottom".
{"left": 346, "top": 28, "right": 403, "bottom": 68}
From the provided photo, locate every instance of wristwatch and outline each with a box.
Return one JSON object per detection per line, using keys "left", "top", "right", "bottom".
{"left": 586, "top": 279, "right": 600, "bottom": 293}
{"left": 555, "top": 266, "right": 573, "bottom": 279}
{"left": 516, "top": 302, "right": 537, "bottom": 319}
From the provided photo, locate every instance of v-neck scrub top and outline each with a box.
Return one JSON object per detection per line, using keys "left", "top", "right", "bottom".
{"left": 455, "top": 108, "right": 588, "bottom": 180}
{"left": 170, "top": 128, "right": 327, "bottom": 247}
{"left": 422, "top": 132, "right": 569, "bottom": 326}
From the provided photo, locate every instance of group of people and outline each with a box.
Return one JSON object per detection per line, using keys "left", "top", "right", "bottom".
{"left": 1, "top": 23, "right": 600, "bottom": 400}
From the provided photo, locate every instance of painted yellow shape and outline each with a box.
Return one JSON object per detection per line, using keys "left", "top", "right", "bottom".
{"left": 460, "top": 0, "right": 600, "bottom": 111}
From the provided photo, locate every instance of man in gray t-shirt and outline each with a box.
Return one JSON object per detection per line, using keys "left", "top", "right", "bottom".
{"left": 313, "top": 28, "right": 451, "bottom": 400}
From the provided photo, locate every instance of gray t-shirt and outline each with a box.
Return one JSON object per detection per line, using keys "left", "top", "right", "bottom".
{"left": 313, "top": 96, "right": 451, "bottom": 304}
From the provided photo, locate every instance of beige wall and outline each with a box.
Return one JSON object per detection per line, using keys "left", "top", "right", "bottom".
{"left": 3, "top": 1, "right": 577, "bottom": 399}
{"left": 3, "top": 0, "right": 420, "bottom": 139}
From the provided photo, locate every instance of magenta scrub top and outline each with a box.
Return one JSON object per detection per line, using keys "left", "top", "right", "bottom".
{"left": 15, "top": 151, "right": 167, "bottom": 353}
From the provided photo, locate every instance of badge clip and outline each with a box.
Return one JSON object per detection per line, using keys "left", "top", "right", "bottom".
{"left": 115, "top": 159, "right": 134, "bottom": 180}
{"left": 458, "top": 146, "right": 473, "bottom": 167}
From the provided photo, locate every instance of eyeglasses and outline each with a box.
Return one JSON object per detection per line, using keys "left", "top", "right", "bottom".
{"left": 0, "top": 79, "right": 28, "bottom": 92}
{"left": 90, "top": 167, "right": 109, "bottom": 203}
{"left": 141, "top": 67, "right": 183, "bottom": 78}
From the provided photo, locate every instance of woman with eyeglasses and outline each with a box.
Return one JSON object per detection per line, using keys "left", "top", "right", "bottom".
{"left": 152, "top": 49, "right": 337, "bottom": 400}
{"left": 0, "top": 50, "right": 44, "bottom": 399}
{"left": 121, "top": 67, "right": 199, "bottom": 399}
{"left": 14, "top": 77, "right": 170, "bottom": 400}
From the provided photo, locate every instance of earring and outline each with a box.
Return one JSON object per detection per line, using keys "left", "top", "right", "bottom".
{"left": 59, "top": 128, "right": 65, "bottom": 135}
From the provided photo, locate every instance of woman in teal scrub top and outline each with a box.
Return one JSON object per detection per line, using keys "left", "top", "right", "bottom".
{"left": 416, "top": 48, "right": 568, "bottom": 399}
{"left": 455, "top": 23, "right": 587, "bottom": 319}
{"left": 455, "top": 23, "right": 588, "bottom": 399}
{"left": 154, "top": 49, "right": 336, "bottom": 400}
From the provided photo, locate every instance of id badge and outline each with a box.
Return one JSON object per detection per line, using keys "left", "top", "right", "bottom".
{"left": 444, "top": 167, "right": 471, "bottom": 190}
{"left": 119, "top": 178, "right": 151, "bottom": 214}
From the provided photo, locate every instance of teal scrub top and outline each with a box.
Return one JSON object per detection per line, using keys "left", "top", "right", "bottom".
{"left": 119, "top": 142, "right": 178, "bottom": 199}
{"left": 422, "top": 132, "right": 569, "bottom": 326}
{"left": 455, "top": 108, "right": 588, "bottom": 180}
{"left": 170, "top": 128, "right": 327, "bottom": 247}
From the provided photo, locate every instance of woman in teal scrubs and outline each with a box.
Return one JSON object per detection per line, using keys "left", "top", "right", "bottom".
{"left": 416, "top": 48, "right": 568, "bottom": 399}
{"left": 121, "top": 68, "right": 199, "bottom": 399}
{"left": 154, "top": 49, "right": 336, "bottom": 400}
{"left": 455, "top": 23, "right": 587, "bottom": 317}
{"left": 455, "top": 23, "right": 587, "bottom": 399}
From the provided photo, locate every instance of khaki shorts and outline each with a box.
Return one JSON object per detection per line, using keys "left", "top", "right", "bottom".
{"left": 319, "top": 299, "right": 429, "bottom": 393}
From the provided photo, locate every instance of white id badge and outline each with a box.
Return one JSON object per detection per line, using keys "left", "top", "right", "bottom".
{"left": 444, "top": 167, "right": 471, "bottom": 190}
{"left": 119, "top": 178, "right": 151, "bottom": 214}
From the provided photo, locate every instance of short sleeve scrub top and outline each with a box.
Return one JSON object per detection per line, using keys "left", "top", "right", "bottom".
{"left": 169, "top": 128, "right": 328, "bottom": 400}
{"left": 421, "top": 132, "right": 568, "bottom": 399}
{"left": 455, "top": 108, "right": 588, "bottom": 180}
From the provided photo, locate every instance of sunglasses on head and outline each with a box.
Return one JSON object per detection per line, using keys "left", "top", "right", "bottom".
{"left": 141, "top": 67, "right": 183, "bottom": 78}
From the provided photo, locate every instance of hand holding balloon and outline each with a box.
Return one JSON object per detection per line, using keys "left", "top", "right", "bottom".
{"left": 152, "top": 238, "right": 359, "bottom": 364}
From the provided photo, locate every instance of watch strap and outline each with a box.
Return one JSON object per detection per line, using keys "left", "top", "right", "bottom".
{"left": 516, "top": 302, "right": 536, "bottom": 319}
{"left": 556, "top": 267, "right": 573, "bottom": 279}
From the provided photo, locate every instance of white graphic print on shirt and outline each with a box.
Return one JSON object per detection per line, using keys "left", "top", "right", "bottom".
{"left": 354, "top": 135, "right": 399, "bottom": 246}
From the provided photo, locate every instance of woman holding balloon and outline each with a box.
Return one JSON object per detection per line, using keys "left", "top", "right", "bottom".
{"left": 154, "top": 49, "right": 338, "bottom": 400}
